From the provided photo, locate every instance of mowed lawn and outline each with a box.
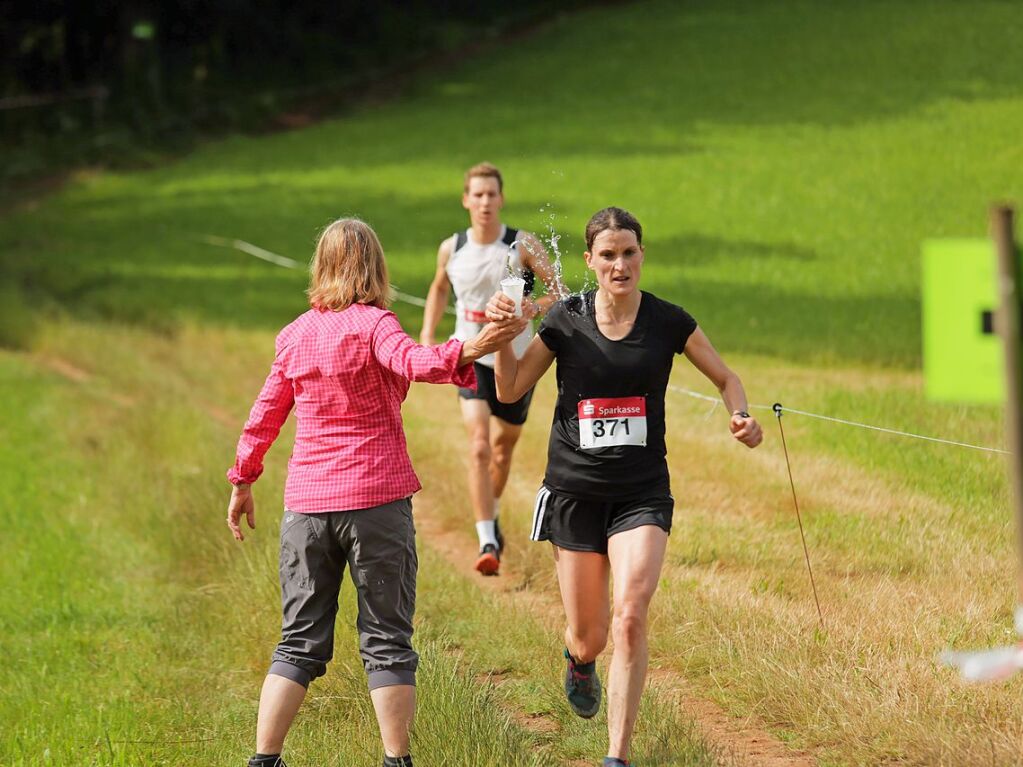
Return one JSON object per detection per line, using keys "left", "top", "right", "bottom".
{"left": 2, "top": 1, "right": 1023, "bottom": 765}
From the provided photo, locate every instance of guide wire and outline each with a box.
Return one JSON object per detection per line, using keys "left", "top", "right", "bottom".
{"left": 198, "top": 233, "right": 455, "bottom": 315}
{"left": 773, "top": 403, "right": 825, "bottom": 630}
{"left": 667, "top": 384, "right": 1006, "bottom": 455}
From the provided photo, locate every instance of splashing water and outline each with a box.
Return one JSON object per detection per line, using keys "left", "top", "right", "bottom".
{"left": 535, "top": 201, "right": 577, "bottom": 298}
{"left": 506, "top": 241, "right": 521, "bottom": 279}
{"left": 504, "top": 197, "right": 598, "bottom": 301}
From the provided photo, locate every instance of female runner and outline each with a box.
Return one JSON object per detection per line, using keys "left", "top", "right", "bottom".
{"left": 486, "top": 207, "right": 762, "bottom": 766}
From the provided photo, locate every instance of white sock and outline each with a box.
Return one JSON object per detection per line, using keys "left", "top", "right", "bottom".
{"left": 476, "top": 520, "right": 498, "bottom": 548}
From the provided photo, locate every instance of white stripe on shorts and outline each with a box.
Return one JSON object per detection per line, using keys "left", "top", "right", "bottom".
{"left": 531, "top": 486, "right": 551, "bottom": 542}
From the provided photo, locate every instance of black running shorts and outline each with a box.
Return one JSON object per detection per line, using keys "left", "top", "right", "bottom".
{"left": 458, "top": 362, "right": 534, "bottom": 426}
{"left": 530, "top": 485, "right": 673, "bottom": 554}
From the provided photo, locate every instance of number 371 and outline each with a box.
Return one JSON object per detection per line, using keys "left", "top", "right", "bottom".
{"left": 592, "top": 418, "right": 630, "bottom": 438}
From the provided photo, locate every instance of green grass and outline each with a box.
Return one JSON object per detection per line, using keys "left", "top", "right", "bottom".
{"left": 3, "top": 0, "right": 1023, "bottom": 764}
{"left": 0, "top": 321, "right": 714, "bottom": 766}
{"left": 4, "top": 0, "right": 1023, "bottom": 364}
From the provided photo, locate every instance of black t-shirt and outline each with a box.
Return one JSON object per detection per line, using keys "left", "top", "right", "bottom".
{"left": 537, "top": 290, "right": 698, "bottom": 501}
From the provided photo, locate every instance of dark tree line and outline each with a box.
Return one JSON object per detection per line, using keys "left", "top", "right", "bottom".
{"left": 1, "top": 1, "right": 576, "bottom": 174}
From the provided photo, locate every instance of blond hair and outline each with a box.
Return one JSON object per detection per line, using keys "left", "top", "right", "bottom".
{"left": 463, "top": 162, "right": 503, "bottom": 193}
{"left": 307, "top": 218, "right": 392, "bottom": 311}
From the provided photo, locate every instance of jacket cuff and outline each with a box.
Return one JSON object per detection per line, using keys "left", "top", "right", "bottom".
{"left": 449, "top": 342, "right": 477, "bottom": 389}
{"left": 226, "top": 466, "right": 261, "bottom": 485}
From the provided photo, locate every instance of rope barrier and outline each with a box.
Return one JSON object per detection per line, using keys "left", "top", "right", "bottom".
{"left": 200, "top": 235, "right": 302, "bottom": 269}
{"left": 200, "top": 232, "right": 1008, "bottom": 456}
{"left": 667, "top": 384, "right": 1007, "bottom": 455}
{"left": 198, "top": 233, "right": 455, "bottom": 315}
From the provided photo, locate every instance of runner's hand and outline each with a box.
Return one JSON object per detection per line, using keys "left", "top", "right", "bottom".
{"left": 227, "top": 484, "right": 255, "bottom": 541}
{"left": 730, "top": 414, "right": 763, "bottom": 448}
{"left": 521, "top": 298, "right": 541, "bottom": 320}
{"left": 486, "top": 291, "right": 518, "bottom": 321}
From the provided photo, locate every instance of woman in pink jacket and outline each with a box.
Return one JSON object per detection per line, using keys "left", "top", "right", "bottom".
{"left": 226, "top": 218, "right": 525, "bottom": 767}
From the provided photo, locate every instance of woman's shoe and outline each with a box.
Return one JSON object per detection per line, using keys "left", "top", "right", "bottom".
{"left": 563, "top": 648, "right": 601, "bottom": 718}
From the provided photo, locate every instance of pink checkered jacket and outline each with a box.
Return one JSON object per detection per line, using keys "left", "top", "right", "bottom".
{"left": 227, "top": 304, "right": 475, "bottom": 512}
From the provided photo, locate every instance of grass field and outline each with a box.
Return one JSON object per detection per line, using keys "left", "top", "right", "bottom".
{"left": 3, "top": 1, "right": 1023, "bottom": 765}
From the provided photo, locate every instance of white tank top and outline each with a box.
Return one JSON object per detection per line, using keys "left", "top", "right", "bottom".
{"left": 446, "top": 225, "right": 534, "bottom": 367}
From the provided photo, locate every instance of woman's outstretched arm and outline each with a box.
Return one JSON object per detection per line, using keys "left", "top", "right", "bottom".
{"left": 372, "top": 310, "right": 526, "bottom": 385}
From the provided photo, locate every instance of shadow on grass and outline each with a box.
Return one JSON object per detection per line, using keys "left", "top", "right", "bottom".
{"left": 1, "top": 177, "right": 920, "bottom": 367}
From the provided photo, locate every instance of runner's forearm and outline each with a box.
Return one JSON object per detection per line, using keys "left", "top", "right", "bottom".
{"left": 718, "top": 372, "right": 749, "bottom": 415}
{"left": 493, "top": 345, "right": 520, "bottom": 402}
{"left": 420, "top": 282, "right": 448, "bottom": 344}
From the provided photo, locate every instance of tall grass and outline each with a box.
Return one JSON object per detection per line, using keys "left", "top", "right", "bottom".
{"left": 403, "top": 358, "right": 1021, "bottom": 765}
{"left": 0, "top": 321, "right": 716, "bottom": 766}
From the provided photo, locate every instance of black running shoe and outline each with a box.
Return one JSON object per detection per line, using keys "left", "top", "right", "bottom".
{"left": 494, "top": 516, "right": 505, "bottom": 554}
{"left": 564, "top": 648, "right": 601, "bottom": 718}
{"left": 475, "top": 542, "right": 500, "bottom": 576}
{"left": 602, "top": 758, "right": 630, "bottom": 766}
{"left": 247, "top": 756, "right": 287, "bottom": 767}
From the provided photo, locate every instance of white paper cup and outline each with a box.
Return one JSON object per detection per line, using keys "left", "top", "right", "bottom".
{"left": 500, "top": 277, "right": 525, "bottom": 317}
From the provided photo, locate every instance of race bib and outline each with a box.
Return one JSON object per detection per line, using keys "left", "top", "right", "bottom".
{"left": 577, "top": 396, "right": 647, "bottom": 449}
{"left": 463, "top": 308, "right": 487, "bottom": 323}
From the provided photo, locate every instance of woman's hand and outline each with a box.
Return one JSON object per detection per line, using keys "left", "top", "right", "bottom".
{"left": 227, "top": 484, "right": 255, "bottom": 541}
{"left": 729, "top": 413, "right": 763, "bottom": 448}
{"left": 460, "top": 314, "right": 529, "bottom": 364}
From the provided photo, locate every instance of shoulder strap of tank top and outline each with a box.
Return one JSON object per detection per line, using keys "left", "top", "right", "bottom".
{"left": 502, "top": 227, "right": 518, "bottom": 247}
{"left": 453, "top": 231, "right": 468, "bottom": 253}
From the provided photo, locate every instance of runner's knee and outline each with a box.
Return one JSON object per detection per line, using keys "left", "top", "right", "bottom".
{"left": 491, "top": 439, "right": 514, "bottom": 469}
{"left": 469, "top": 436, "right": 491, "bottom": 466}
{"left": 568, "top": 624, "right": 609, "bottom": 660}
{"left": 612, "top": 606, "right": 649, "bottom": 649}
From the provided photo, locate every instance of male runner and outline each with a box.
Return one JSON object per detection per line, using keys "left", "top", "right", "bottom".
{"left": 420, "top": 162, "right": 565, "bottom": 575}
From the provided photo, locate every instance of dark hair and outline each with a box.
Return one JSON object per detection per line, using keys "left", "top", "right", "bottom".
{"left": 584, "top": 207, "right": 642, "bottom": 251}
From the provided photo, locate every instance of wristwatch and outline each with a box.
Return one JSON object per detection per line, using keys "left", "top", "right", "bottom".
{"left": 732, "top": 410, "right": 750, "bottom": 419}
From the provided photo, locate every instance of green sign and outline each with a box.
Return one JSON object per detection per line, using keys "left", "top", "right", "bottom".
{"left": 922, "top": 239, "right": 1002, "bottom": 402}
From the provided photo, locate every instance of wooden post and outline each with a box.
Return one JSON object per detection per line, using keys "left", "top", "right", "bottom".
{"left": 991, "top": 205, "right": 1023, "bottom": 602}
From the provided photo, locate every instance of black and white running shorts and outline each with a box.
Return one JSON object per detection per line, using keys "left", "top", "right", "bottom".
{"left": 530, "top": 485, "right": 673, "bottom": 555}
{"left": 458, "top": 362, "right": 534, "bottom": 426}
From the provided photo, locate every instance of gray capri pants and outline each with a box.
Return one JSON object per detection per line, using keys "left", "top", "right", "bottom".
{"left": 268, "top": 497, "right": 418, "bottom": 691}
